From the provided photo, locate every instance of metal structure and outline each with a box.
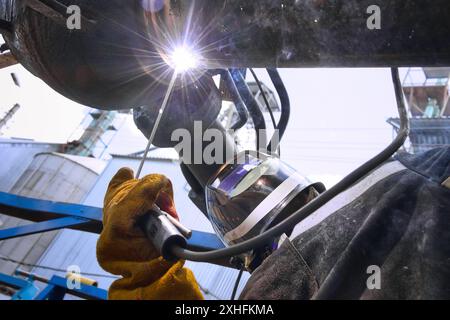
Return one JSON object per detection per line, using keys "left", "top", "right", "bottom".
{"left": 0, "top": 271, "right": 107, "bottom": 300}
{"left": 0, "top": 188, "right": 227, "bottom": 298}
{"left": 388, "top": 117, "right": 450, "bottom": 154}
{"left": 402, "top": 67, "right": 450, "bottom": 117}
{"left": 1, "top": 1, "right": 450, "bottom": 110}
{"left": 0, "top": 153, "right": 105, "bottom": 276}
{"left": 0, "top": 189, "right": 229, "bottom": 299}
{"left": 0, "top": 139, "right": 62, "bottom": 193}
{"left": 388, "top": 67, "right": 450, "bottom": 153}
{"left": 0, "top": 103, "right": 19, "bottom": 133}
{"left": 247, "top": 82, "right": 280, "bottom": 112}
{"left": 0, "top": 191, "right": 225, "bottom": 257}
{"left": 66, "top": 110, "right": 117, "bottom": 157}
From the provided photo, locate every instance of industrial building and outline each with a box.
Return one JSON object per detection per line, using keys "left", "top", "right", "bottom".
{"left": 388, "top": 67, "right": 450, "bottom": 154}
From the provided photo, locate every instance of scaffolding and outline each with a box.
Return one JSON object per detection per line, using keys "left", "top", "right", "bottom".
{"left": 388, "top": 67, "right": 450, "bottom": 154}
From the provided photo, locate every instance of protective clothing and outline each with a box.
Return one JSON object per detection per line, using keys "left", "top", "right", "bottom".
{"left": 240, "top": 147, "right": 450, "bottom": 299}
{"left": 96, "top": 167, "right": 203, "bottom": 300}
{"left": 98, "top": 148, "right": 450, "bottom": 300}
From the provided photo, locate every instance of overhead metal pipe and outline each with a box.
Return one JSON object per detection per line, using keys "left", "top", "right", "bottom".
{"left": 171, "top": 0, "right": 450, "bottom": 68}
{"left": 1, "top": 0, "right": 449, "bottom": 112}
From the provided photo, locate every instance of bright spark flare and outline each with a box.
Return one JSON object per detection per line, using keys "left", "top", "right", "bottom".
{"left": 169, "top": 46, "right": 199, "bottom": 72}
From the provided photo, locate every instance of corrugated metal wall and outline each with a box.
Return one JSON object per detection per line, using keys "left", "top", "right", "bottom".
{"left": 0, "top": 152, "right": 105, "bottom": 276}
{"left": 36, "top": 155, "right": 250, "bottom": 300}
{"left": 387, "top": 117, "right": 450, "bottom": 153}
{"left": 0, "top": 139, "right": 61, "bottom": 193}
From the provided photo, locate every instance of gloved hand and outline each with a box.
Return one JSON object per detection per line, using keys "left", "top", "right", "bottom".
{"left": 96, "top": 167, "right": 203, "bottom": 300}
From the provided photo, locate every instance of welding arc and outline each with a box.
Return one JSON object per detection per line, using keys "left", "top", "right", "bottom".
{"left": 136, "top": 71, "right": 178, "bottom": 179}
{"left": 171, "top": 68, "right": 410, "bottom": 262}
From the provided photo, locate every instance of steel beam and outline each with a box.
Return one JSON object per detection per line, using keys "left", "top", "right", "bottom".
{"left": 0, "top": 191, "right": 103, "bottom": 233}
{"left": 0, "top": 272, "right": 29, "bottom": 289}
{"left": 1, "top": 272, "right": 106, "bottom": 300}
{"left": 0, "top": 216, "right": 89, "bottom": 241}
{"left": 34, "top": 283, "right": 65, "bottom": 300}
{"left": 47, "top": 275, "right": 107, "bottom": 300}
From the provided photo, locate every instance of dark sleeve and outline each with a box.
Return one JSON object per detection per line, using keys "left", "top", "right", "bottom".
{"left": 240, "top": 147, "right": 450, "bottom": 300}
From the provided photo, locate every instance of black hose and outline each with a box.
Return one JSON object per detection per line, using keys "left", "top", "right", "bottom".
{"left": 267, "top": 68, "right": 291, "bottom": 152}
{"left": 229, "top": 69, "right": 267, "bottom": 150}
{"left": 230, "top": 267, "right": 245, "bottom": 300}
{"left": 249, "top": 68, "right": 279, "bottom": 154}
{"left": 249, "top": 68, "right": 277, "bottom": 129}
{"left": 224, "top": 70, "right": 249, "bottom": 130}
{"left": 170, "top": 68, "right": 409, "bottom": 262}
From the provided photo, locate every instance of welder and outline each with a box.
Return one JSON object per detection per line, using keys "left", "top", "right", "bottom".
{"left": 2, "top": 0, "right": 449, "bottom": 300}
{"left": 97, "top": 145, "right": 450, "bottom": 300}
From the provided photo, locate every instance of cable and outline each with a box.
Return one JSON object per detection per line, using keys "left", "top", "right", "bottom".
{"left": 229, "top": 69, "right": 267, "bottom": 151}
{"left": 230, "top": 267, "right": 245, "bottom": 300}
{"left": 249, "top": 68, "right": 279, "bottom": 155}
{"left": 267, "top": 69, "right": 291, "bottom": 153}
{"left": 171, "top": 68, "right": 409, "bottom": 262}
{"left": 249, "top": 69, "right": 277, "bottom": 129}
{"left": 0, "top": 255, "right": 120, "bottom": 279}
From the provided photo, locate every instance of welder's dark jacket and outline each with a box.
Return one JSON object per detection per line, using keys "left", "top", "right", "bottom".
{"left": 240, "top": 147, "right": 450, "bottom": 299}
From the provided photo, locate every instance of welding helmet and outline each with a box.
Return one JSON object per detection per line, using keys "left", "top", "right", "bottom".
{"left": 205, "top": 150, "right": 324, "bottom": 270}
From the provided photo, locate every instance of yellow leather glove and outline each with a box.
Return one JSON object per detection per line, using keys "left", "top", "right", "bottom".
{"left": 96, "top": 167, "right": 204, "bottom": 300}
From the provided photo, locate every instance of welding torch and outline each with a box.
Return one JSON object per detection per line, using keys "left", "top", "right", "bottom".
{"left": 141, "top": 205, "right": 192, "bottom": 261}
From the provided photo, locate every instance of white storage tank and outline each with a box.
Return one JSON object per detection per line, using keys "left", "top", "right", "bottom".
{"left": 0, "top": 138, "right": 61, "bottom": 193}
{"left": 0, "top": 152, "right": 105, "bottom": 276}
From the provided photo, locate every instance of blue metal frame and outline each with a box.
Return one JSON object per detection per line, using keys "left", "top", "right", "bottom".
{"left": 42, "top": 275, "right": 107, "bottom": 300}
{"left": 0, "top": 191, "right": 224, "bottom": 251}
{"left": 34, "top": 283, "right": 66, "bottom": 300}
{"left": 0, "top": 191, "right": 103, "bottom": 233}
{"left": 0, "top": 272, "right": 30, "bottom": 289}
{"left": 0, "top": 216, "right": 89, "bottom": 241}
{"left": 0, "top": 272, "right": 107, "bottom": 300}
{"left": 0, "top": 192, "right": 232, "bottom": 299}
